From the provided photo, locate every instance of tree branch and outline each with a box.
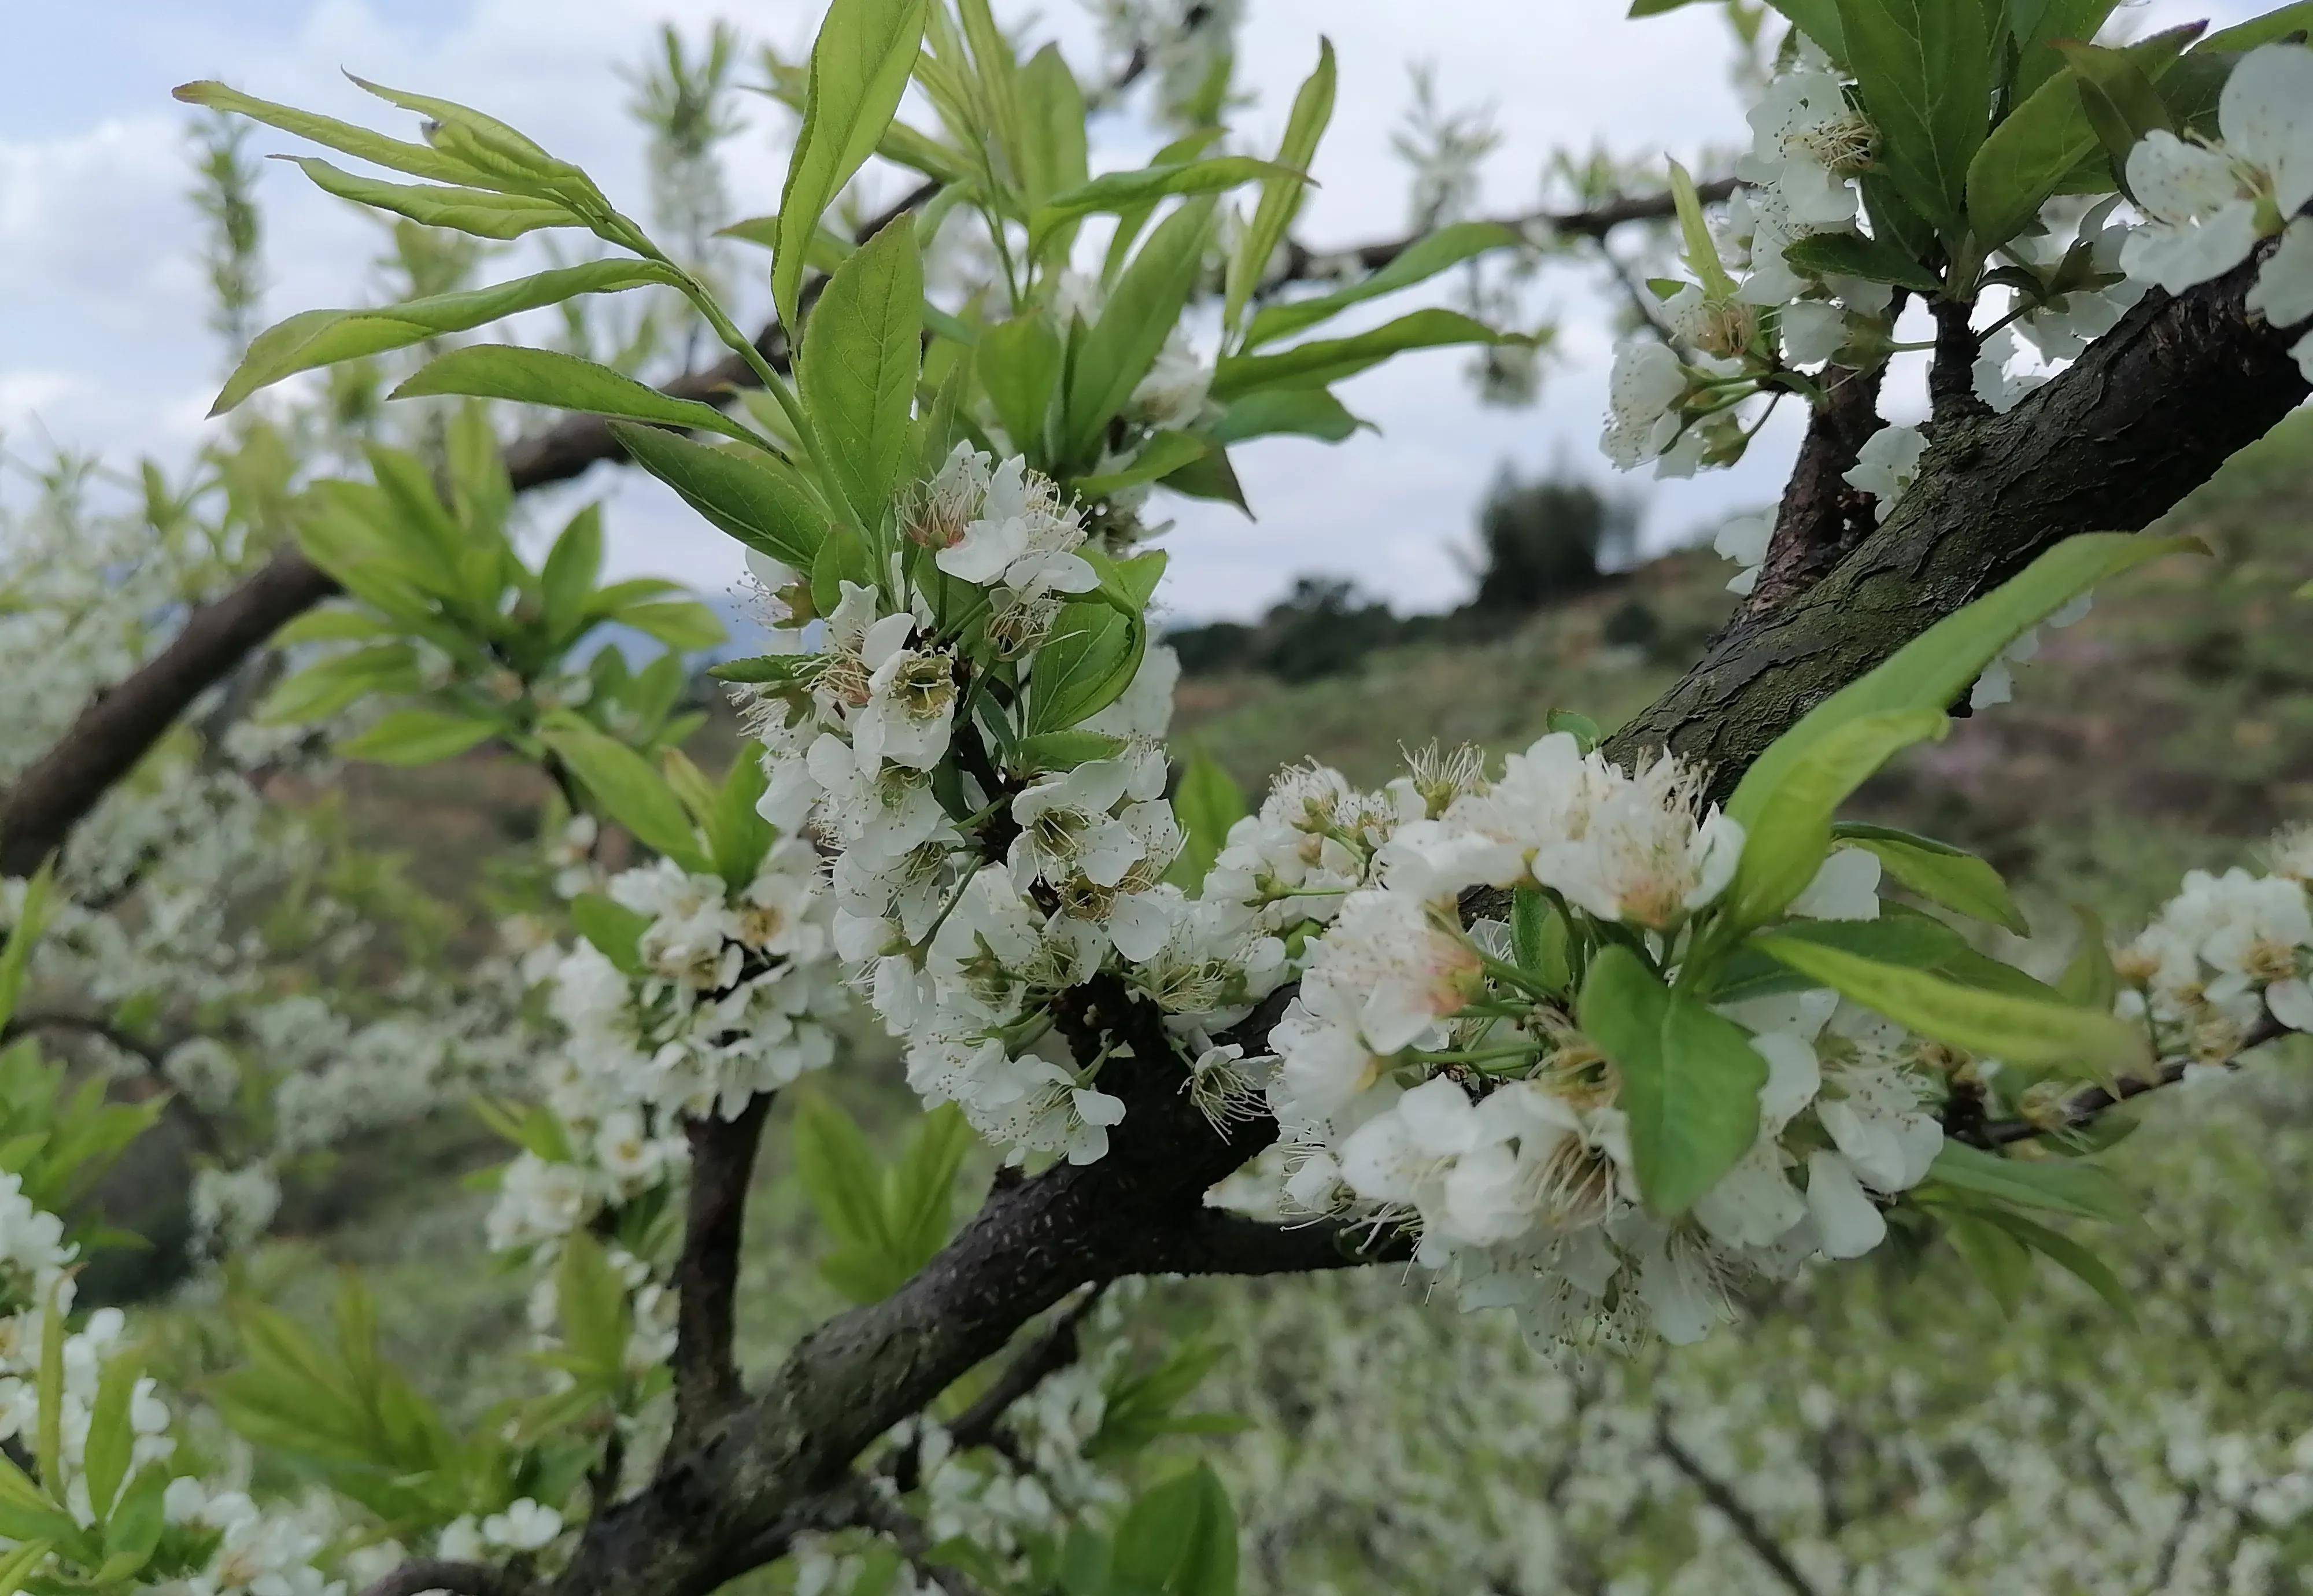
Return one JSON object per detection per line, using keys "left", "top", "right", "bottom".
{"left": 671, "top": 1091, "right": 775, "bottom": 1453}
{"left": 1974, "top": 1011, "right": 2289, "bottom": 1147}
{"left": 1741, "top": 359, "right": 1886, "bottom": 614}
{"left": 943, "top": 1283, "right": 1106, "bottom": 1460}
{"left": 1655, "top": 1411, "right": 1820, "bottom": 1596}
{"left": 1609, "top": 237, "right": 2313, "bottom": 788}
{"left": 356, "top": 1561, "right": 530, "bottom": 1596}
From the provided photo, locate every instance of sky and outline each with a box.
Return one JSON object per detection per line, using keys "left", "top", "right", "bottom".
{"left": 0, "top": 0, "right": 2267, "bottom": 623}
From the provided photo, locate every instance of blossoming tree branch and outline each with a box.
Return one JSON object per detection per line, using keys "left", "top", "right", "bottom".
{"left": 0, "top": 0, "right": 2311, "bottom": 1592}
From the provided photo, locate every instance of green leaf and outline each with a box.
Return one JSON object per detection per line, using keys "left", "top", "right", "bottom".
{"left": 1207, "top": 387, "right": 1369, "bottom": 445}
{"left": 608, "top": 423, "right": 827, "bottom": 572}
{"left": 1946, "top": 1209, "right": 2032, "bottom": 1313}
{"left": 213, "top": 259, "right": 678, "bottom": 415}
{"left": 540, "top": 502, "right": 605, "bottom": 633}
{"left": 1750, "top": 932, "right": 2145, "bottom": 1070}
{"left": 1968, "top": 26, "right": 2198, "bottom": 246}
{"left": 81, "top": 1351, "right": 140, "bottom": 1520}
{"left": 1211, "top": 309, "right": 1510, "bottom": 401}
{"left": 1511, "top": 886, "right": 1573, "bottom": 996}
{"left": 1244, "top": 221, "right": 1522, "bottom": 350}
{"left": 1780, "top": 230, "right": 1944, "bottom": 292}
{"left": 1165, "top": 752, "right": 1248, "bottom": 891}
{"left": 617, "top": 600, "right": 728, "bottom": 652}
{"left": 1668, "top": 157, "right": 1737, "bottom": 297}
{"left": 1017, "top": 45, "right": 1091, "bottom": 212}
{"left": 1926, "top": 1139, "right": 2133, "bottom": 1222}
{"left": 538, "top": 714, "right": 710, "bottom": 870}
{"left": 555, "top": 1231, "right": 630, "bottom": 1380}
{"left": 95, "top": 1466, "right": 167, "bottom": 1580}
{"left": 391, "top": 345, "right": 765, "bottom": 449}
{"left": 803, "top": 216, "right": 923, "bottom": 529}
{"left": 35, "top": 1285, "right": 62, "bottom": 1488}
{"left": 2201, "top": 3, "right": 2313, "bottom": 51}
{"left": 1101, "top": 129, "right": 1223, "bottom": 287}
{"left": 255, "top": 645, "right": 417, "bottom": 726}
{"left": 337, "top": 708, "right": 501, "bottom": 766}
{"left": 2057, "top": 904, "right": 2120, "bottom": 1015}
{"left": 1727, "top": 709, "right": 1949, "bottom": 929}
{"left": 2011, "top": 0, "right": 2126, "bottom": 97}
{"left": 1975, "top": 1207, "right": 2135, "bottom": 1321}
{"left": 978, "top": 314, "right": 1065, "bottom": 456}
{"left": 774, "top": 0, "right": 931, "bottom": 330}
{"left": 1579, "top": 946, "right": 1766, "bottom": 1218}
{"left": 344, "top": 75, "right": 596, "bottom": 202}
{"left": 1066, "top": 195, "right": 1219, "bottom": 459}
{"left": 1764, "top": 0, "right": 1849, "bottom": 60}
{"left": 1831, "top": 822, "right": 2027, "bottom": 933}
{"left": 1072, "top": 433, "right": 1211, "bottom": 500}
{"left": 173, "top": 80, "right": 496, "bottom": 186}
{"left": 1836, "top": 0, "right": 1997, "bottom": 228}
{"left": 1730, "top": 534, "right": 2202, "bottom": 836}
{"left": 1547, "top": 708, "right": 1603, "bottom": 752}
{"left": 1026, "top": 601, "right": 1144, "bottom": 734}
{"left": 1161, "top": 445, "right": 1251, "bottom": 512}
{"left": 887, "top": 1104, "right": 972, "bottom": 1270}
{"left": 571, "top": 893, "right": 650, "bottom": 976}
{"left": 0, "top": 1540, "right": 52, "bottom": 1596}
{"left": 1225, "top": 38, "right": 1336, "bottom": 337}
{"left": 2057, "top": 39, "right": 2179, "bottom": 168}
{"left": 0, "top": 865, "right": 54, "bottom": 1036}
{"left": 1031, "top": 157, "right": 1299, "bottom": 260}
{"left": 1012, "top": 731, "right": 1129, "bottom": 774}
{"left": 1113, "top": 1465, "right": 1239, "bottom": 1596}
{"left": 282, "top": 156, "right": 580, "bottom": 238}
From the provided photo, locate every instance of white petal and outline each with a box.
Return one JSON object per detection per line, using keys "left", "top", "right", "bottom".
{"left": 2267, "top": 977, "right": 2313, "bottom": 1032}
{"left": 2219, "top": 44, "right": 2313, "bottom": 209}
{"left": 1805, "top": 1151, "right": 1886, "bottom": 1259}
{"left": 2248, "top": 218, "right": 2313, "bottom": 330}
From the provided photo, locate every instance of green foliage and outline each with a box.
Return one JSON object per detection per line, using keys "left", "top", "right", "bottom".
{"left": 538, "top": 714, "right": 712, "bottom": 872}
{"left": 801, "top": 217, "right": 925, "bottom": 530}
{"left": 1834, "top": 0, "right": 1997, "bottom": 232}
{"left": 793, "top": 1093, "right": 972, "bottom": 1304}
{"left": 1165, "top": 754, "right": 1248, "bottom": 891}
{"left": 774, "top": 0, "right": 931, "bottom": 329}
{"left": 1831, "top": 822, "right": 2029, "bottom": 933}
{"left": 1579, "top": 947, "right": 1765, "bottom": 1217}
{"left": 391, "top": 343, "right": 765, "bottom": 448}
{"left": 1027, "top": 603, "right": 1146, "bottom": 734}
{"left": 1223, "top": 39, "right": 1335, "bottom": 339}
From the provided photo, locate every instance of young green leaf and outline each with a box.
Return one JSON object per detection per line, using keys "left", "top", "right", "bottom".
{"left": 1212, "top": 309, "right": 1511, "bottom": 401}
{"left": 978, "top": 314, "right": 1065, "bottom": 456}
{"left": 1925, "top": 1139, "right": 2134, "bottom": 1222}
{"left": 1029, "top": 157, "right": 1303, "bottom": 260}
{"left": 1111, "top": 1465, "right": 1239, "bottom": 1596}
{"left": 1976, "top": 1207, "right": 2136, "bottom": 1321}
{"left": 1667, "top": 157, "right": 1737, "bottom": 297}
{"left": 608, "top": 423, "right": 827, "bottom": 572}
{"left": 214, "top": 259, "right": 680, "bottom": 415}
{"left": 1225, "top": 38, "right": 1336, "bottom": 337}
{"left": 2056, "top": 904, "right": 2120, "bottom": 1014}
{"left": 1207, "top": 387, "right": 1370, "bottom": 445}
{"left": 1244, "top": 220, "right": 1523, "bottom": 350}
{"left": 1071, "top": 433, "right": 1211, "bottom": 500}
{"left": 540, "top": 503, "right": 605, "bottom": 632}
{"left": 571, "top": 893, "right": 651, "bottom": 976}
{"left": 335, "top": 708, "right": 501, "bottom": 766}
{"left": 0, "top": 866, "right": 56, "bottom": 1036}
{"left": 1579, "top": 946, "right": 1767, "bottom": 1217}
{"left": 1725, "top": 708, "right": 1949, "bottom": 929}
{"left": 392, "top": 344, "right": 765, "bottom": 448}
{"left": 1967, "top": 26, "right": 2197, "bottom": 247}
{"left": 1780, "top": 230, "right": 1945, "bottom": 292}
{"left": 1017, "top": 44, "right": 1091, "bottom": 212}
{"left": 1730, "top": 534, "right": 2203, "bottom": 836}
{"left": 1750, "top": 932, "right": 2146, "bottom": 1070}
{"left": 2057, "top": 39, "right": 2180, "bottom": 167}
{"left": 1831, "top": 822, "right": 2028, "bottom": 933}
{"left": 281, "top": 157, "right": 581, "bottom": 238}
{"left": 1066, "top": 195, "right": 1220, "bottom": 459}
{"left": 1165, "top": 752, "right": 1249, "bottom": 891}
{"left": 1026, "top": 602, "right": 1145, "bottom": 734}
{"left": 774, "top": 0, "right": 930, "bottom": 330}
{"left": 803, "top": 216, "right": 923, "bottom": 530}
{"left": 173, "top": 80, "right": 494, "bottom": 186}
{"left": 538, "top": 714, "right": 710, "bottom": 871}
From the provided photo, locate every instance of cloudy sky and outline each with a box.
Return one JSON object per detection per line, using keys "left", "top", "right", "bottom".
{"left": 0, "top": 0, "right": 2263, "bottom": 622}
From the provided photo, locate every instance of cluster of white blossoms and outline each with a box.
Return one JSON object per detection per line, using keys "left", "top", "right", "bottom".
{"left": 545, "top": 849, "right": 843, "bottom": 1126}
{"left": 2120, "top": 44, "right": 2313, "bottom": 378}
{"left": 2116, "top": 827, "right": 2313, "bottom": 1070}
{"left": 737, "top": 449, "right": 1288, "bottom": 1166}
{"left": 1257, "top": 730, "right": 1953, "bottom": 1351}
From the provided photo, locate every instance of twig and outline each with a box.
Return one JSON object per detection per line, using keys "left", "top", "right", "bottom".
{"left": 1975, "top": 1011, "right": 2288, "bottom": 1147}
{"left": 1655, "top": 1410, "right": 1820, "bottom": 1596}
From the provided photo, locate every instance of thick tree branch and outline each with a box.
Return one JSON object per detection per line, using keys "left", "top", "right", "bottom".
{"left": 671, "top": 1091, "right": 776, "bottom": 1453}
{"left": 1742, "top": 360, "right": 1887, "bottom": 613}
{"left": 1609, "top": 239, "right": 2313, "bottom": 788}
